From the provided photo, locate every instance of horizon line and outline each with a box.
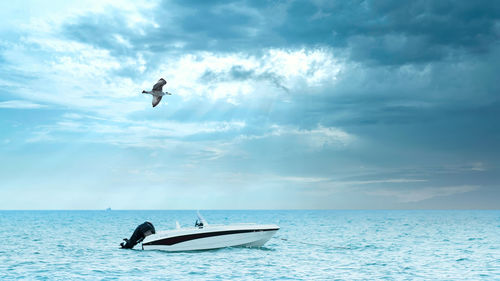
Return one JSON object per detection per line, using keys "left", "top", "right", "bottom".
{"left": 1, "top": 209, "right": 499, "bottom": 211}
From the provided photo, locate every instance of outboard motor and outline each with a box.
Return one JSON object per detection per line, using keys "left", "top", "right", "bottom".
{"left": 120, "top": 221, "right": 155, "bottom": 249}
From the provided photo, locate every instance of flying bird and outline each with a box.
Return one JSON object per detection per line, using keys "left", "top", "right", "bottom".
{"left": 142, "top": 78, "right": 172, "bottom": 107}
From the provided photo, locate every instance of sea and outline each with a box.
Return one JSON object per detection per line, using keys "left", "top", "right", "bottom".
{"left": 0, "top": 210, "right": 499, "bottom": 280}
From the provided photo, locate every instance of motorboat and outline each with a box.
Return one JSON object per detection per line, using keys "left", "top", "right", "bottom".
{"left": 120, "top": 212, "right": 279, "bottom": 252}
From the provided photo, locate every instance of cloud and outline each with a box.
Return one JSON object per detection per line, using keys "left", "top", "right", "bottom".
{"left": 0, "top": 0, "right": 499, "bottom": 209}
{"left": 0, "top": 100, "right": 46, "bottom": 109}
{"left": 437, "top": 162, "right": 488, "bottom": 173}
{"left": 23, "top": 115, "right": 248, "bottom": 163}
{"left": 56, "top": 0, "right": 500, "bottom": 66}
{"left": 163, "top": 48, "right": 343, "bottom": 104}
{"left": 270, "top": 124, "right": 355, "bottom": 149}
{"left": 342, "top": 178, "right": 428, "bottom": 185}
{"left": 2, "top": 16, "right": 344, "bottom": 113}
{"left": 27, "top": 114, "right": 246, "bottom": 145}
{"left": 367, "top": 185, "right": 480, "bottom": 202}
{"left": 284, "top": 177, "right": 430, "bottom": 197}
{"left": 2, "top": 0, "right": 497, "bottom": 122}
{"left": 278, "top": 176, "right": 330, "bottom": 183}
{"left": 276, "top": 0, "right": 500, "bottom": 65}
{"left": 26, "top": 113, "right": 356, "bottom": 156}
{"left": 234, "top": 124, "right": 356, "bottom": 151}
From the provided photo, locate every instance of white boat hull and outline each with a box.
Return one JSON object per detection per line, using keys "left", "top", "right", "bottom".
{"left": 142, "top": 224, "right": 279, "bottom": 252}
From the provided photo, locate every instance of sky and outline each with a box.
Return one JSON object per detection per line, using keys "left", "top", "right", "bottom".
{"left": 0, "top": 0, "right": 499, "bottom": 209}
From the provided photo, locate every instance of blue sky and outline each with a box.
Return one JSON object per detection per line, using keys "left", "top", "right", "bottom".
{"left": 0, "top": 0, "right": 499, "bottom": 209}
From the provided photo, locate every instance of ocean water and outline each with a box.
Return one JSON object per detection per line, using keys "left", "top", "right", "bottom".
{"left": 0, "top": 210, "right": 499, "bottom": 280}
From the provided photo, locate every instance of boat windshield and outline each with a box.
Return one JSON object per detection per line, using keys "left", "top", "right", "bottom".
{"left": 195, "top": 211, "right": 208, "bottom": 228}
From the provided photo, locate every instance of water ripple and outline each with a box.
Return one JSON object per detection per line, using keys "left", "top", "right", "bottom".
{"left": 0, "top": 210, "right": 499, "bottom": 280}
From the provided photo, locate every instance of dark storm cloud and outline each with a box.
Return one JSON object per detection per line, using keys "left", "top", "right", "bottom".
{"left": 3, "top": 0, "right": 499, "bottom": 209}
{"left": 57, "top": 0, "right": 500, "bottom": 195}
{"left": 61, "top": 0, "right": 500, "bottom": 65}
{"left": 274, "top": 0, "right": 500, "bottom": 64}
{"left": 199, "top": 65, "right": 289, "bottom": 92}
{"left": 57, "top": 0, "right": 500, "bottom": 135}
{"left": 62, "top": 1, "right": 264, "bottom": 56}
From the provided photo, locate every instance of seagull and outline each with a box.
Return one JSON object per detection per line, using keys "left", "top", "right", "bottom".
{"left": 142, "top": 78, "right": 172, "bottom": 107}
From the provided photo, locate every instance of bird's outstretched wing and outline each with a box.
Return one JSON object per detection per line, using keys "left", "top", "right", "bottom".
{"left": 152, "top": 78, "right": 167, "bottom": 91}
{"left": 152, "top": 95, "right": 162, "bottom": 107}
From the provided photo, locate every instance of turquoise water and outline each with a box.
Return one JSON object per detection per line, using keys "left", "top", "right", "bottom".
{"left": 1, "top": 210, "right": 499, "bottom": 280}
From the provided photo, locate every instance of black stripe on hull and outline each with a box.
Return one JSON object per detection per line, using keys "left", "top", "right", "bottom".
{"left": 143, "top": 228, "right": 279, "bottom": 246}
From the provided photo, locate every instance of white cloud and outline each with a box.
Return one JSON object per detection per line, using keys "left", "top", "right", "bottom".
{"left": 27, "top": 115, "right": 246, "bottom": 150}
{"left": 26, "top": 130, "right": 54, "bottom": 143}
{"left": 3, "top": 31, "right": 344, "bottom": 116}
{"left": 367, "top": 185, "right": 479, "bottom": 203}
{"left": 164, "top": 49, "right": 343, "bottom": 104}
{"left": 1, "top": 0, "right": 344, "bottom": 119}
{"left": 342, "top": 178, "right": 428, "bottom": 185}
{"left": 295, "top": 125, "right": 355, "bottom": 148}
{"left": 242, "top": 124, "right": 356, "bottom": 149}
{"left": 286, "top": 177, "right": 429, "bottom": 197}
{"left": 278, "top": 176, "right": 330, "bottom": 183}
{"left": 437, "top": 162, "right": 488, "bottom": 173}
{"left": 469, "top": 162, "right": 486, "bottom": 171}
{"left": 0, "top": 100, "right": 46, "bottom": 109}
